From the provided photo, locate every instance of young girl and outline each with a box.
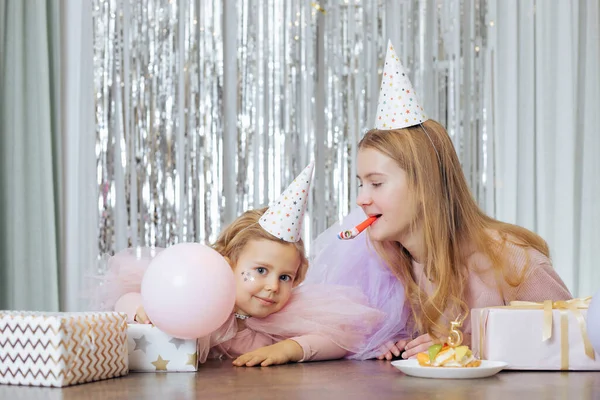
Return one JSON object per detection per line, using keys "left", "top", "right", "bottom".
{"left": 107, "top": 162, "right": 386, "bottom": 366}
{"left": 309, "top": 41, "right": 572, "bottom": 361}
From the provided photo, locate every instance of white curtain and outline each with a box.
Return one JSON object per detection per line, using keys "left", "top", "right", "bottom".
{"left": 0, "top": 0, "right": 96, "bottom": 312}
{"left": 0, "top": 0, "right": 61, "bottom": 310}
{"left": 60, "top": 0, "right": 97, "bottom": 311}
{"left": 490, "top": 0, "right": 600, "bottom": 296}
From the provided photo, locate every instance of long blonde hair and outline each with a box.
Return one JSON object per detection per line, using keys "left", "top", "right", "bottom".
{"left": 358, "top": 119, "right": 549, "bottom": 337}
{"left": 212, "top": 207, "right": 309, "bottom": 286}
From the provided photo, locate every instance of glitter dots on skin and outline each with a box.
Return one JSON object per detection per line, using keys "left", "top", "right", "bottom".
{"left": 241, "top": 270, "right": 256, "bottom": 282}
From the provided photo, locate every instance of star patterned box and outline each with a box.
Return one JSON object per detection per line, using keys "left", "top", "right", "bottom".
{"left": 0, "top": 311, "right": 129, "bottom": 387}
{"left": 128, "top": 324, "right": 198, "bottom": 372}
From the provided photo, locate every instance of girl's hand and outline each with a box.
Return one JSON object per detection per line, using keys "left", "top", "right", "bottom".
{"left": 402, "top": 333, "right": 473, "bottom": 359}
{"left": 376, "top": 340, "right": 408, "bottom": 361}
{"left": 401, "top": 333, "right": 437, "bottom": 359}
{"left": 133, "top": 306, "right": 152, "bottom": 324}
{"left": 232, "top": 339, "right": 304, "bottom": 367}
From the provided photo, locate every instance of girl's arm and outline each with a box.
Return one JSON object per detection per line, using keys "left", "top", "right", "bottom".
{"left": 290, "top": 334, "right": 348, "bottom": 362}
{"left": 232, "top": 336, "right": 346, "bottom": 367}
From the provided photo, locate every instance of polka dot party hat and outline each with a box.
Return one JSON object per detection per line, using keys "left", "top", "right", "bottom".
{"left": 375, "top": 40, "right": 428, "bottom": 130}
{"left": 259, "top": 161, "right": 314, "bottom": 242}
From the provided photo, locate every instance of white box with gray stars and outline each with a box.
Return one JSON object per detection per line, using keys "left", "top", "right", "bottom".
{"left": 128, "top": 324, "right": 198, "bottom": 372}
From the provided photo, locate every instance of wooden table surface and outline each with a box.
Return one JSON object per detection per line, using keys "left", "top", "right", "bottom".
{"left": 1, "top": 359, "right": 599, "bottom": 400}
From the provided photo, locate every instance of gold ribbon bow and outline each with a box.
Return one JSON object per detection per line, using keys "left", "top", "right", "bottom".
{"left": 505, "top": 297, "right": 595, "bottom": 370}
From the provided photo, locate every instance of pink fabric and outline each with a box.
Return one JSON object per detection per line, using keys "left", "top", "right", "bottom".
{"left": 205, "top": 326, "right": 347, "bottom": 362}
{"left": 292, "top": 335, "right": 349, "bottom": 362}
{"left": 90, "top": 247, "right": 163, "bottom": 311}
{"left": 411, "top": 241, "right": 573, "bottom": 341}
{"left": 202, "top": 283, "right": 386, "bottom": 363}
{"left": 114, "top": 280, "right": 386, "bottom": 363}
{"left": 305, "top": 207, "right": 410, "bottom": 359}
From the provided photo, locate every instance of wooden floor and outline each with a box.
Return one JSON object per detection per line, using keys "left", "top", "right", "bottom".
{"left": 1, "top": 359, "right": 600, "bottom": 399}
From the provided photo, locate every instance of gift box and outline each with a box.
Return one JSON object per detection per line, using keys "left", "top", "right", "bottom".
{"left": 0, "top": 311, "right": 129, "bottom": 387}
{"left": 127, "top": 324, "right": 198, "bottom": 372}
{"left": 471, "top": 298, "right": 600, "bottom": 370}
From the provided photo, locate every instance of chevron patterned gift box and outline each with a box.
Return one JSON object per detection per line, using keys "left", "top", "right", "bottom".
{"left": 0, "top": 311, "right": 129, "bottom": 387}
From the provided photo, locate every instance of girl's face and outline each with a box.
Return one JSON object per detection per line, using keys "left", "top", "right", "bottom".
{"left": 355, "top": 147, "right": 420, "bottom": 242}
{"left": 233, "top": 239, "right": 301, "bottom": 318}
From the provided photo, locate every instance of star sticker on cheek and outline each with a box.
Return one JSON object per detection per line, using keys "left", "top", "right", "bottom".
{"left": 241, "top": 271, "right": 255, "bottom": 282}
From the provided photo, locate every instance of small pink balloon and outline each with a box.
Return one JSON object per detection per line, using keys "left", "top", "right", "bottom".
{"left": 141, "top": 243, "right": 236, "bottom": 339}
{"left": 114, "top": 292, "right": 143, "bottom": 322}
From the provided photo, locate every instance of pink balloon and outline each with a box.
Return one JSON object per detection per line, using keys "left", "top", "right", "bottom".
{"left": 114, "top": 292, "right": 143, "bottom": 322}
{"left": 140, "top": 243, "right": 236, "bottom": 339}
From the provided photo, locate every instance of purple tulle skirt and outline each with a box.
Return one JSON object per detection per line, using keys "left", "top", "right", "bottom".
{"left": 305, "top": 207, "right": 410, "bottom": 360}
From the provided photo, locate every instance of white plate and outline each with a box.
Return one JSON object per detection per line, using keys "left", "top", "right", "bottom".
{"left": 391, "top": 359, "right": 508, "bottom": 379}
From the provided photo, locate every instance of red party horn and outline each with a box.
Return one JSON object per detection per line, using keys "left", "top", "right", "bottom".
{"left": 337, "top": 215, "right": 378, "bottom": 240}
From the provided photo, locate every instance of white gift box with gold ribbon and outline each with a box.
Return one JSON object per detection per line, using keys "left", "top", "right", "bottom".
{"left": 127, "top": 324, "right": 198, "bottom": 372}
{"left": 471, "top": 298, "right": 600, "bottom": 370}
{"left": 0, "top": 311, "right": 129, "bottom": 387}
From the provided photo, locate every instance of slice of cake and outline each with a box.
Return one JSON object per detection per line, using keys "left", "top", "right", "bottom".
{"left": 416, "top": 343, "right": 481, "bottom": 368}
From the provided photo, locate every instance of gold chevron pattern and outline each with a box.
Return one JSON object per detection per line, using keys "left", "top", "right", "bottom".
{"left": 0, "top": 311, "right": 129, "bottom": 387}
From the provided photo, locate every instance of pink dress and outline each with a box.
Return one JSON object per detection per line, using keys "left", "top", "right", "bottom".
{"left": 97, "top": 247, "right": 387, "bottom": 363}
{"left": 199, "top": 284, "right": 385, "bottom": 363}
{"left": 411, "top": 240, "right": 573, "bottom": 338}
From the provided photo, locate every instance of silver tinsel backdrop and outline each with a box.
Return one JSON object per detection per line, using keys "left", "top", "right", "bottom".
{"left": 93, "top": 0, "right": 491, "bottom": 255}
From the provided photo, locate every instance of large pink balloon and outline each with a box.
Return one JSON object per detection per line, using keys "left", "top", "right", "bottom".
{"left": 140, "top": 243, "right": 236, "bottom": 339}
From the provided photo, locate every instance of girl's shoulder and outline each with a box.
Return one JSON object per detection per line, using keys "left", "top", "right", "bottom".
{"left": 464, "top": 230, "right": 570, "bottom": 302}
{"left": 464, "top": 229, "right": 552, "bottom": 277}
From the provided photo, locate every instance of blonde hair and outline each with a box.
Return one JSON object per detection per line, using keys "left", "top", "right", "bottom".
{"left": 212, "top": 207, "right": 309, "bottom": 286}
{"left": 359, "top": 119, "right": 549, "bottom": 338}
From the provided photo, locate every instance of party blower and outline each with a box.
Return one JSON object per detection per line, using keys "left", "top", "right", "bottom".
{"left": 337, "top": 215, "right": 378, "bottom": 240}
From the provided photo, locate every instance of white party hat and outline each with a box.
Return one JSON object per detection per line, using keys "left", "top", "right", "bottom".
{"left": 259, "top": 162, "right": 314, "bottom": 242}
{"left": 375, "top": 40, "right": 428, "bottom": 130}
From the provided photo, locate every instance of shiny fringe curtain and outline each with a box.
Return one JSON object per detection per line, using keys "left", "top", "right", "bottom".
{"left": 93, "top": 0, "right": 491, "bottom": 256}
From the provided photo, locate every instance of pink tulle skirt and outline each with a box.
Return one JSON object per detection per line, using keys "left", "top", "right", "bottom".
{"left": 200, "top": 283, "right": 387, "bottom": 363}
{"left": 304, "top": 207, "right": 410, "bottom": 360}
{"left": 88, "top": 247, "right": 163, "bottom": 311}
